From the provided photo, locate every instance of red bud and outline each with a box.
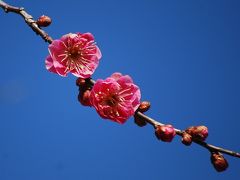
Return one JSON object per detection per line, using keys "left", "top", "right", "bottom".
{"left": 211, "top": 152, "right": 229, "bottom": 172}
{"left": 155, "top": 124, "right": 176, "bottom": 142}
{"left": 181, "top": 132, "right": 192, "bottom": 146}
{"left": 78, "top": 90, "right": 92, "bottom": 106}
{"left": 138, "top": 101, "right": 151, "bottom": 113}
{"left": 185, "top": 125, "right": 208, "bottom": 141}
{"left": 36, "top": 15, "right": 52, "bottom": 27}
{"left": 76, "top": 78, "right": 92, "bottom": 92}
{"left": 76, "top": 78, "right": 86, "bottom": 87}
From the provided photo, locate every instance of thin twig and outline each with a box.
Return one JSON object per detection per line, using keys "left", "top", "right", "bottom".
{"left": 135, "top": 111, "right": 240, "bottom": 158}
{"left": 0, "top": 0, "right": 53, "bottom": 43}
{"left": 1, "top": 0, "right": 239, "bottom": 160}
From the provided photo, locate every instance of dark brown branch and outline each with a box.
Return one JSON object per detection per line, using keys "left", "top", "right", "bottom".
{"left": 0, "top": 0, "right": 53, "bottom": 44}
{"left": 135, "top": 111, "right": 240, "bottom": 158}
{"left": 1, "top": 0, "right": 240, "bottom": 161}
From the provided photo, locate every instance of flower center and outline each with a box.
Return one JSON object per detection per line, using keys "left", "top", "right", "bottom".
{"left": 105, "top": 95, "right": 119, "bottom": 106}
{"left": 68, "top": 45, "right": 81, "bottom": 59}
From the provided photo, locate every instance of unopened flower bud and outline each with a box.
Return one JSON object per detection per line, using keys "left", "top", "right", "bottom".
{"left": 36, "top": 15, "right": 52, "bottom": 27}
{"left": 181, "top": 132, "right": 192, "bottom": 146}
{"left": 76, "top": 78, "right": 92, "bottom": 92}
{"left": 138, "top": 101, "right": 151, "bottom": 113}
{"left": 155, "top": 124, "right": 176, "bottom": 142}
{"left": 211, "top": 152, "right": 229, "bottom": 172}
{"left": 78, "top": 90, "right": 92, "bottom": 106}
{"left": 134, "top": 114, "right": 147, "bottom": 127}
{"left": 76, "top": 78, "right": 86, "bottom": 87}
{"left": 185, "top": 125, "right": 208, "bottom": 141}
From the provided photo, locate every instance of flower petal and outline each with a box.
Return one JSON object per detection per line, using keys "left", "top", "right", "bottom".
{"left": 45, "top": 55, "right": 57, "bottom": 73}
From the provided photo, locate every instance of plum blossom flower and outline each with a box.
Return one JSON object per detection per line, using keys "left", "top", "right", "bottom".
{"left": 45, "top": 32, "right": 102, "bottom": 78}
{"left": 90, "top": 73, "right": 141, "bottom": 124}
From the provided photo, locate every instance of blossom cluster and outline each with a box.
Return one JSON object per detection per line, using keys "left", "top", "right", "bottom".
{"left": 44, "top": 33, "right": 206, "bottom": 144}
{"left": 45, "top": 33, "right": 141, "bottom": 124}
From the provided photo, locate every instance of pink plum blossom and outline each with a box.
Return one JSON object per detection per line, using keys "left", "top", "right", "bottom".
{"left": 90, "top": 73, "right": 141, "bottom": 124}
{"left": 45, "top": 32, "right": 102, "bottom": 78}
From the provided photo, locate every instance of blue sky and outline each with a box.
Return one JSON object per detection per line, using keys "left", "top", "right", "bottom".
{"left": 0, "top": 0, "right": 240, "bottom": 179}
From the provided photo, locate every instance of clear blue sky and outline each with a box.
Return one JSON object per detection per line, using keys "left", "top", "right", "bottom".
{"left": 0, "top": 0, "right": 239, "bottom": 179}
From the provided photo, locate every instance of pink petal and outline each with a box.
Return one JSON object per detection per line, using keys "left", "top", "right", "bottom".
{"left": 80, "top": 32, "right": 95, "bottom": 41}
{"left": 45, "top": 55, "right": 57, "bottom": 73}
{"left": 111, "top": 72, "right": 122, "bottom": 80}
{"left": 95, "top": 46, "right": 102, "bottom": 60}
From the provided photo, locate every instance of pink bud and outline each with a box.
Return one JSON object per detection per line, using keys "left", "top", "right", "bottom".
{"left": 155, "top": 124, "right": 176, "bottom": 142}
{"left": 185, "top": 125, "right": 208, "bottom": 141}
